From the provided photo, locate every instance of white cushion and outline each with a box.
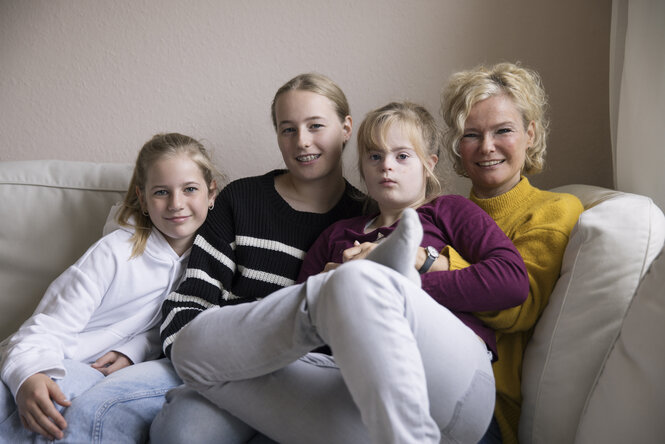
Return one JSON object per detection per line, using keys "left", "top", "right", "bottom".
{"left": 519, "top": 185, "right": 665, "bottom": 444}
{"left": 574, "top": 249, "right": 665, "bottom": 443}
{"left": 0, "top": 160, "right": 132, "bottom": 341}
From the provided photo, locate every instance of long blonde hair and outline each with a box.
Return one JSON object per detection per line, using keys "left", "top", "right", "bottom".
{"left": 118, "top": 133, "right": 223, "bottom": 257}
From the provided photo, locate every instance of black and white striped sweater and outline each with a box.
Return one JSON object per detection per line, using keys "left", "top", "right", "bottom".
{"left": 160, "top": 169, "right": 364, "bottom": 357}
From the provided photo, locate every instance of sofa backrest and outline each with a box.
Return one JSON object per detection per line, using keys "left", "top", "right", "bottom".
{"left": 519, "top": 184, "right": 665, "bottom": 444}
{"left": 0, "top": 160, "right": 132, "bottom": 341}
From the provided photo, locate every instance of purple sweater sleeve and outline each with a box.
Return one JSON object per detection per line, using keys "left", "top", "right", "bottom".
{"left": 298, "top": 195, "right": 528, "bottom": 313}
{"left": 297, "top": 223, "right": 338, "bottom": 283}
{"left": 297, "top": 215, "right": 374, "bottom": 283}
{"left": 420, "top": 195, "right": 528, "bottom": 312}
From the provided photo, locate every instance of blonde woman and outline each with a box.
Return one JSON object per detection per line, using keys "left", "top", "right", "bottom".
{"left": 441, "top": 62, "right": 584, "bottom": 444}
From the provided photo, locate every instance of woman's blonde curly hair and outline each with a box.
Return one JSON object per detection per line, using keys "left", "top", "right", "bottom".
{"left": 441, "top": 62, "right": 549, "bottom": 177}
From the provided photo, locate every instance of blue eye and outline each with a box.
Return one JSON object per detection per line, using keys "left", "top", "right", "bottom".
{"left": 184, "top": 186, "right": 198, "bottom": 193}
{"left": 397, "top": 153, "right": 409, "bottom": 160}
{"left": 310, "top": 123, "right": 324, "bottom": 130}
{"left": 281, "top": 127, "right": 296, "bottom": 135}
{"left": 153, "top": 190, "right": 168, "bottom": 196}
{"left": 497, "top": 128, "right": 512, "bottom": 135}
{"left": 369, "top": 153, "right": 382, "bottom": 161}
{"left": 462, "top": 133, "right": 478, "bottom": 139}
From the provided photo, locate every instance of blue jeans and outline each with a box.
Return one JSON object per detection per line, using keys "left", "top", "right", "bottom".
{"left": 150, "top": 385, "right": 277, "bottom": 444}
{"left": 0, "top": 358, "right": 180, "bottom": 443}
{"left": 170, "top": 261, "right": 495, "bottom": 444}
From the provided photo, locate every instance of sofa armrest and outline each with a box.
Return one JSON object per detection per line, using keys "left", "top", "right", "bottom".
{"left": 0, "top": 160, "right": 132, "bottom": 341}
{"left": 519, "top": 185, "right": 665, "bottom": 444}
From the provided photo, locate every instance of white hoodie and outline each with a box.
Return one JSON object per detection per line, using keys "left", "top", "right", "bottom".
{"left": 0, "top": 223, "right": 189, "bottom": 399}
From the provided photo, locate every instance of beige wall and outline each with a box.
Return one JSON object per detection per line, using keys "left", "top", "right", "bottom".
{"left": 0, "top": 0, "right": 612, "bottom": 195}
{"left": 612, "top": 0, "right": 665, "bottom": 211}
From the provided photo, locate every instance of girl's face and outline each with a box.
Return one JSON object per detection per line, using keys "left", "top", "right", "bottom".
{"left": 139, "top": 153, "right": 215, "bottom": 256}
{"left": 274, "top": 90, "right": 351, "bottom": 184}
{"left": 459, "top": 94, "right": 535, "bottom": 199}
{"left": 361, "top": 123, "right": 437, "bottom": 213}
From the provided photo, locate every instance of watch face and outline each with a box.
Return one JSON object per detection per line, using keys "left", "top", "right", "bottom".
{"left": 427, "top": 246, "right": 439, "bottom": 257}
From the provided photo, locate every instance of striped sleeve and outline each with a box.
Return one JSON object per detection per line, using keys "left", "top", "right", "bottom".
{"left": 159, "top": 171, "right": 366, "bottom": 358}
{"left": 160, "top": 189, "right": 237, "bottom": 358}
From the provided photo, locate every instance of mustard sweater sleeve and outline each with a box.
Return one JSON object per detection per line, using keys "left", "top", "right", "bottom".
{"left": 475, "top": 225, "right": 570, "bottom": 332}
{"left": 475, "top": 191, "right": 583, "bottom": 334}
{"left": 441, "top": 245, "right": 471, "bottom": 271}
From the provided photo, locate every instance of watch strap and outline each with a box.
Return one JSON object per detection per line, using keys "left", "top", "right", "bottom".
{"left": 418, "top": 247, "right": 437, "bottom": 274}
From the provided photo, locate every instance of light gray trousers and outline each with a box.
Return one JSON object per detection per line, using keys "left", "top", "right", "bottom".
{"left": 169, "top": 261, "right": 495, "bottom": 444}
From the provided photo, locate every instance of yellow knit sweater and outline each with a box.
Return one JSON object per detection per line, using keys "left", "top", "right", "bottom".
{"left": 468, "top": 177, "right": 583, "bottom": 444}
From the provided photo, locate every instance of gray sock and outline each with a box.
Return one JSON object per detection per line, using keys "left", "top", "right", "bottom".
{"left": 366, "top": 207, "right": 423, "bottom": 284}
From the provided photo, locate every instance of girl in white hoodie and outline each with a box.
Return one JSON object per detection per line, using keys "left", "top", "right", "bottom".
{"left": 0, "top": 132, "right": 220, "bottom": 443}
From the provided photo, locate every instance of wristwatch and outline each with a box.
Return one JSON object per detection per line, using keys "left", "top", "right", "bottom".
{"left": 418, "top": 246, "right": 439, "bottom": 274}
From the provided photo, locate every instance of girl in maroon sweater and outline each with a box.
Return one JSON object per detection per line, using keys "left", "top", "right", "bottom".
{"left": 170, "top": 102, "right": 527, "bottom": 444}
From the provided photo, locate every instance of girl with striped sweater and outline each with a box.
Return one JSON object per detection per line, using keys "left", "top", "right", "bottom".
{"left": 151, "top": 73, "right": 363, "bottom": 443}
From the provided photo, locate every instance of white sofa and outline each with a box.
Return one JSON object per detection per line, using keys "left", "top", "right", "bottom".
{"left": 1, "top": 159, "right": 664, "bottom": 443}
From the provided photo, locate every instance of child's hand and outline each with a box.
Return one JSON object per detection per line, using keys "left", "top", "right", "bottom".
{"left": 342, "top": 241, "right": 377, "bottom": 262}
{"left": 16, "top": 373, "right": 70, "bottom": 440}
{"left": 91, "top": 351, "right": 133, "bottom": 376}
{"left": 323, "top": 262, "right": 341, "bottom": 272}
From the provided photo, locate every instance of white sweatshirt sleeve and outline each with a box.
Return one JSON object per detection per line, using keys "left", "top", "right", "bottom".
{"left": 0, "top": 238, "right": 117, "bottom": 399}
{"left": 113, "top": 327, "right": 162, "bottom": 364}
{"left": 0, "top": 265, "right": 108, "bottom": 398}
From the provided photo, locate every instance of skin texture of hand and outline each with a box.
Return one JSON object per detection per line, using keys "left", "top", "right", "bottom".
{"left": 16, "top": 373, "right": 70, "bottom": 440}
{"left": 90, "top": 351, "right": 133, "bottom": 376}
{"left": 342, "top": 241, "right": 378, "bottom": 262}
{"left": 322, "top": 241, "right": 377, "bottom": 273}
{"left": 323, "top": 262, "right": 341, "bottom": 272}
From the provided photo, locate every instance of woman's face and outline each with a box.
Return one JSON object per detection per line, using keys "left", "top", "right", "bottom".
{"left": 361, "top": 123, "right": 436, "bottom": 213}
{"left": 274, "top": 90, "right": 351, "bottom": 185}
{"left": 459, "top": 94, "right": 535, "bottom": 199}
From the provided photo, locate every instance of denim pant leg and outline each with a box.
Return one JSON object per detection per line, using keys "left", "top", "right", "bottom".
{"left": 0, "top": 359, "right": 104, "bottom": 443}
{"left": 60, "top": 358, "right": 181, "bottom": 444}
{"left": 150, "top": 384, "right": 276, "bottom": 444}
{"left": 0, "top": 378, "right": 42, "bottom": 444}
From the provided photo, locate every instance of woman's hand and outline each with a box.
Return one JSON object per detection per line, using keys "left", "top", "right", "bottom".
{"left": 342, "top": 241, "right": 377, "bottom": 262}
{"left": 91, "top": 351, "right": 133, "bottom": 376}
{"left": 16, "top": 372, "right": 70, "bottom": 440}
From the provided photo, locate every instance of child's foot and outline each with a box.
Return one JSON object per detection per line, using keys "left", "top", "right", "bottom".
{"left": 366, "top": 208, "right": 423, "bottom": 284}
